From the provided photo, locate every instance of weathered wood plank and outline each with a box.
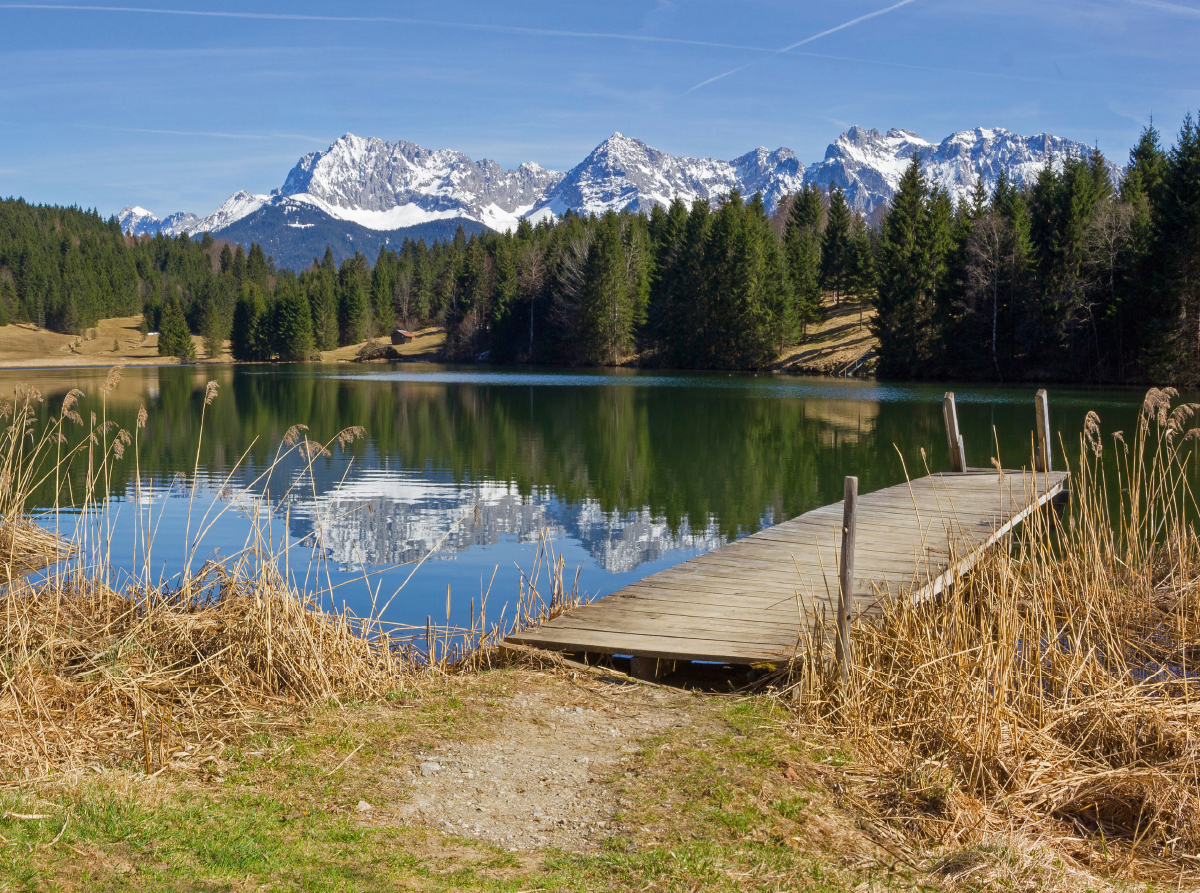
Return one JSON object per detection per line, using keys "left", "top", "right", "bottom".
{"left": 507, "top": 468, "right": 1068, "bottom": 664}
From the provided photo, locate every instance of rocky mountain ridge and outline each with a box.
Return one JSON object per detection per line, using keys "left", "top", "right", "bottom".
{"left": 123, "top": 126, "right": 1119, "bottom": 267}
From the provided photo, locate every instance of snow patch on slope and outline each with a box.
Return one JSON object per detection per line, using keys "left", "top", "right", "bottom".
{"left": 190, "top": 191, "right": 271, "bottom": 233}
{"left": 120, "top": 126, "right": 1123, "bottom": 249}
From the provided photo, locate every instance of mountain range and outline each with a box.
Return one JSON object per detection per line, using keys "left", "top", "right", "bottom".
{"left": 119, "top": 126, "right": 1120, "bottom": 270}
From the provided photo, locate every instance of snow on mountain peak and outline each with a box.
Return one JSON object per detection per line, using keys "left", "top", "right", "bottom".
{"left": 117, "top": 125, "right": 1124, "bottom": 252}
{"left": 807, "top": 125, "right": 1117, "bottom": 213}
{"left": 118, "top": 205, "right": 199, "bottom": 237}
{"left": 276, "top": 132, "right": 565, "bottom": 232}
{"left": 536, "top": 134, "right": 803, "bottom": 219}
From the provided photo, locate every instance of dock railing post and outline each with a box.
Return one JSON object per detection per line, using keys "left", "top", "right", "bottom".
{"left": 836, "top": 476, "right": 857, "bottom": 690}
{"left": 1035, "top": 389, "right": 1052, "bottom": 474}
{"left": 942, "top": 392, "right": 966, "bottom": 473}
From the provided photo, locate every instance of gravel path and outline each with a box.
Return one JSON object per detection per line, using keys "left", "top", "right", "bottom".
{"left": 390, "top": 674, "right": 704, "bottom": 851}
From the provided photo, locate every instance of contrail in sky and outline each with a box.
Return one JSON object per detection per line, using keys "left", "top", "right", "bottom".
{"left": 0, "top": 3, "right": 780, "bottom": 53}
{"left": 1128, "top": 0, "right": 1200, "bottom": 15}
{"left": 686, "top": 0, "right": 918, "bottom": 93}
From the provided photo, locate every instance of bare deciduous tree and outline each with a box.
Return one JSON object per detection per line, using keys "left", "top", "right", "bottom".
{"left": 966, "top": 211, "right": 1012, "bottom": 377}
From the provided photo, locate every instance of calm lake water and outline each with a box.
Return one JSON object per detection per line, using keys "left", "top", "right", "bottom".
{"left": 0, "top": 363, "right": 1166, "bottom": 630}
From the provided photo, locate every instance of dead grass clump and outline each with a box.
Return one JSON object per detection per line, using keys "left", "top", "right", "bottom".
{"left": 0, "top": 372, "right": 523, "bottom": 782}
{"left": 0, "top": 518, "right": 71, "bottom": 582}
{"left": 784, "top": 387, "right": 1200, "bottom": 883}
{"left": 0, "top": 565, "right": 413, "bottom": 777}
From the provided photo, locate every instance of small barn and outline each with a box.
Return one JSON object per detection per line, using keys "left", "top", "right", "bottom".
{"left": 390, "top": 328, "right": 415, "bottom": 345}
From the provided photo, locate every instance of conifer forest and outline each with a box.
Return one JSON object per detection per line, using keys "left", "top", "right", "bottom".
{"left": 2, "top": 116, "right": 1199, "bottom": 384}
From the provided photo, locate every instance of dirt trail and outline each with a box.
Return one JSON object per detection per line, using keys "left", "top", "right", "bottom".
{"left": 384, "top": 673, "right": 711, "bottom": 852}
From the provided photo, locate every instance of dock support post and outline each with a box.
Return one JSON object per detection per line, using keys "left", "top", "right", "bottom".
{"left": 630, "top": 656, "right": 660, "bottom": 681}
{"left": 1035, "top": 389, "right": 1052, "bottom": 473}
{"left": 836, "top": 476, "right": 857, "bottom": 690}
{"left": 942, "top": 392, "right": 966, "bottom": 473}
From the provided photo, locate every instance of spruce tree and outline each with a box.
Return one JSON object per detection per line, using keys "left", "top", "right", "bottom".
{"left": 246, "top": 242, "right": 271, "bottom": 293}
{"left": 307, "top": 272, "right": 339, "bottom": 351}
{"left": 1153, "top": 114, "right": 1200, "bottom": 380}
{"left": 873, "top": 156, "right": 945, "bottom": 377}
{"left": 272, "top": 280, "right": 314, "bottom": 361}
{"left": 337, "top": 253, "right": 371, "bottom": 345}
{"left": 784, "top": 186, "right": 824, "bottom": 334}
{"left": 230, "top": 245, "right": 247, "bottom": 283}
{"left": 577, "top": 212, "right": 648, "bottom": 365}
{"left": 200, "top": 299, "right": 231, "bottom": 359}
{"left": 157, "top": 299, "right": 195, "bottom": 361}
{"left": 847, "top": 218, "right": 876, "bottom": 325}
{"left": 231, "top": 282, "right": 268, "bottom": 361}
{"left": 821, "top": 186, "right": 852, "bottom": 303}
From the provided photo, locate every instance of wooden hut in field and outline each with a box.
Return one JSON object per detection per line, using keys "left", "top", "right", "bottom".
{"left": 390, "top": 328, "right": 415, "bottom": 345}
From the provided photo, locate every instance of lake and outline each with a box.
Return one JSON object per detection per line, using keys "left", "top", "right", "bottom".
{"left": 0, "top": 363, "right": 1165, "bottom": 631}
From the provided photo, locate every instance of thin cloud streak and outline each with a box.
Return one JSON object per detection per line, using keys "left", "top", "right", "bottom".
{"left": 1128, "top": 0, "right": 1200, "bottom": 15}
{"left": 74, "top": 123, "right": 329, "bottom": 142}
{"left": 686, "top": 0, "right": 918, "bottom": 92}
{"left": 0, "top": 4, "right": 779, "bottom": 53}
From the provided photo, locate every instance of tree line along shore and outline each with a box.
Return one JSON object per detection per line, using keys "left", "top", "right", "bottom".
{"left": 1, "top": 115, "right": 1198, "bottom": 384}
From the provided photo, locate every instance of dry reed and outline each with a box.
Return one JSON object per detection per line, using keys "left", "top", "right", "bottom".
{"left": 782, "top": 387, "right": 1200, "bottom": 882}
{"left": 0, "top": 370, "right": 574, "bottom": 781}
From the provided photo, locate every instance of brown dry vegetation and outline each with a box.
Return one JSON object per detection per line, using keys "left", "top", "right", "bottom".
{"left": 319, "top": 326, "right": 447, "bottom": 363}
{"left": 779, "top": 387, "right": 1200, "bottom": 884}
{"left": 0, "top": 371, "right": 532, "bottom": 782}
{"left": 0, "top": 317, "right": 224, "bottom": 368}
{"left": 0, "top": 367, "right": 1198, "bottom": 889}
{"left": 774, "top": 295, "right": 877, "bottom": 376}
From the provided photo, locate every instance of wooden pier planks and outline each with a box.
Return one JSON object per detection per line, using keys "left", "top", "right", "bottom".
{"left": 506, "top": 469, "right": 1069, "bottom": 665}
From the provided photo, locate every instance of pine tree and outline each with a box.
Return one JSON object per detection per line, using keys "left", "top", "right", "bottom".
{"left": 200, "top": 299, "right": 231, "bottom": 359}
{"left": 577, "top": 212, "right": 648, "bottom": 365}
{"left": 337, "top": 253, "right": 371, "bottom": 345}
{"left": 784, "top": 186, "right": 824, "bottom": 334}
{"left": 1153, "top": 114, "right": 1200, "bottom": 380}
{"left": 821, "top": 186, "right": 852, "bottom": 303}
{"left": 307, "top": 272, "right": 339, "bottom": 351}
{"left": 231, "top": 282, "right": 268, "bottom": 361}
{"left": 272, "top": 279, "right": 314, "bottom": 361}
{"left": 157, "top": 299, "right": 195, "bottom": 361}
{"left": 873, "top": 157, "right": 947, "bottom": 377}
{"left": 847, "top": 217, "right": 876, "bottom": 326}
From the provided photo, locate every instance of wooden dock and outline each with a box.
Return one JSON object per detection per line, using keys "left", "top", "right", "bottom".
{"left": 507, "top": 393, "right": 1069, "bottom": 668}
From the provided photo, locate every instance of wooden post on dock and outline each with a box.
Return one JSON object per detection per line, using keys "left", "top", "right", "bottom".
{"left": 836, "top": 476, "right": 857, "bottom": 689}
{"left": 943, "top": 392, "right": 967, "bottom": 473}
{"left": 1035, "top": 389, "right": 1052, "bottom": 473}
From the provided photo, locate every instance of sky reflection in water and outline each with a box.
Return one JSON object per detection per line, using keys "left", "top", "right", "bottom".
{"left": 2, "top": 364, "right": 1158, "bottom": 630}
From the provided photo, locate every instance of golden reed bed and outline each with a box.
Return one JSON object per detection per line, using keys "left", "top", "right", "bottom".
{"left": 1, "top": 367, "right": 1198, "bottom": 884}
{"left": 780, "top": 388, "right": 1200, "bottom": 882}
{"left": 0, "top": 369, "right": 580, "bottom": 781}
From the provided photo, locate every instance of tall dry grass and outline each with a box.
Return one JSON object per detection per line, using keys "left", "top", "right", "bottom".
{"left": 0, "top": 369, "right": 575, "bottom": 780}
{"left": 784, "top": 387, "right": 1200, "bottom": 881}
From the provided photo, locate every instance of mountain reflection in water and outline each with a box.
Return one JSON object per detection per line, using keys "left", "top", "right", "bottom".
{"left": 0, "top": 364, "right": 1150, "bottom": 627}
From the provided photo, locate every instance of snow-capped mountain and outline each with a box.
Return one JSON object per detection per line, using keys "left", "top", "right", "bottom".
{"left": 533, "top": 132, "right": 803, "bottom": 218}
{"left": 117, "top": 205, "right": 199, "bottom": 237}
{"left": 118, "top": 126, "right": 1121, "bottom": 267}
{"left": 805, "top": 126, "right": 1116, "bottom": 214}
{"left": 279, "top": 133, "right": 565, "bottom": 233}
{"left": 189, "top": 190, "right": 272, "bottom": 234}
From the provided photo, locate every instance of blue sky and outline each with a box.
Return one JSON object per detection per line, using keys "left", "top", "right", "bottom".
{"left": 1, "top": 0, "right": 1197, "bottom": 218}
